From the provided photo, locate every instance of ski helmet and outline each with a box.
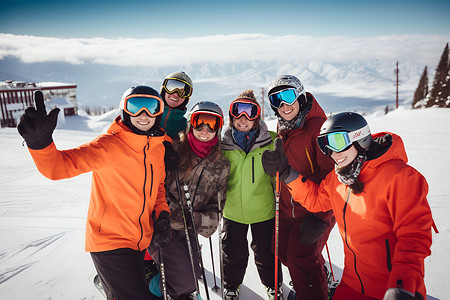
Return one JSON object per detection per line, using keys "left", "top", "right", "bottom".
{"left": 160, "top": 71, "right": 193, "bottom": 109}
{"left": 267, "top": 75, "right": 308, "bottom": 113}
{"left": 119, "top": 85, "right": 164, "bottom": 135}
{"left": 317, "top": 112, "right": 372, "bottom": 156}
{"left": 187, "top": 101, "right": 224, "bottom": 135}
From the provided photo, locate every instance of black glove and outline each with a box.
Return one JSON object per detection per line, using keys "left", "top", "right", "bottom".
{"left": 262, "top": 138, "right": 292, "bottom": 181}
{"left": 152, "top": 211, "right": 172, "bottom": 248}
{"left": 17, "top": 91, "right": 59, "bottom": 150}
{"left": 298, "top": 214, "right": 327, "bottom": 245}
{"left": 163, "top": 141, "right": 179, "bottom": 172}
{"left": 383, "top": 288, "right": 422, "bottom": 300}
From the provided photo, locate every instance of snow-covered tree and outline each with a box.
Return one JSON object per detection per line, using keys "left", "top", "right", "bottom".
{"left": 427, "top": 43, "right": 449, "bottom": 108}
{"left": 412, "top": 66, "right": 428, "bottom": 109}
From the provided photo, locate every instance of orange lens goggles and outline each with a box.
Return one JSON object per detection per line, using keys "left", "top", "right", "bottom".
{"left": 191, "top": 112, "right": 223, "bottom": 132}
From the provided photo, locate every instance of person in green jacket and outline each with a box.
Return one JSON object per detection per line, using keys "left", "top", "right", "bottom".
{"left": 221, "top": 89, "right": 282, "bottom": 300}
{"left": 159, "top": 71, "right": 194, "bottom": 139}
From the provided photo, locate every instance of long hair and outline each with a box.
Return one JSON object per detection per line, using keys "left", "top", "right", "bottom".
{"left": 176, "top": 130, "right": 223, "bottom": 182}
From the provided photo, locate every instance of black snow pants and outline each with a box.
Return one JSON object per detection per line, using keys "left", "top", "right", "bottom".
{"left": 91, "top": 248, "right": 152, "bottom": 300}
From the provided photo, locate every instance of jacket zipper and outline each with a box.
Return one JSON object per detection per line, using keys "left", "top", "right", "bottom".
{"left": 289, "top": 147, "right": 315, "bottom": 218}
{"left": 385, "top": 239, "right": 392, "bottom": 272}
{"left": 252, "top": 157, "right": 255, "bottom": 183}
{"left": 137, "top": 142, "right": 152, "bottom": 250}
{"left": 343, "top": 188, "right": 364, "bottom": 294}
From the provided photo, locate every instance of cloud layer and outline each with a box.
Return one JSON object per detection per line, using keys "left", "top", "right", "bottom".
{"left": 1, "top": 33, "right": 448, "bottom": 67}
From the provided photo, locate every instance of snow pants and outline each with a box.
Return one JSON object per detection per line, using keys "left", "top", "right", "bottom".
{"left": 222, "top": 218, "right": 283, "bottom": 289}
{"left": 148, "top": 229, "right": 201, "bottom": 297}
{"left": 90, "top": 248, "right": 151, "bottom": 300}
{"left": 278, "top": 217, "right": 335, "bottom": 300}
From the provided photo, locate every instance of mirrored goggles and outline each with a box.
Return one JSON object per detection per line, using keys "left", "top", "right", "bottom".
{"left": 121, "top": 94, "right": 164, "bottom": 117}
{"left": 229, "top": 99, "right": 261, "bottom": 120}
{"left": 163, "top": 78, "right": 193, "bottom": 98}
{"left": 268, "top": 88, "right": 301, "bottom": 109}
{"left": 317, "top": 124, "right": 371, "bottom": 156}
{"left": 191, "top": 112, "right": 224, "bottom": 132}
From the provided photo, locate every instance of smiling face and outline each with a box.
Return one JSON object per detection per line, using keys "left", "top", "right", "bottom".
{"left": 232, "top": 115, "right": 255, "bottom": 132}
{"left": 330, "top": 144, "right": 358, "bottom": 168}
{"left": 192, "top": 126, "right": 217, "bottom": 142}
{"left": 130, "top": 111, "right": 156, "bottom": 131}
{"left": 164, "top": 91, "right": 186, "bottom": 108}
{"left": 277, "top": 100, "right": 300, "bottom": 121}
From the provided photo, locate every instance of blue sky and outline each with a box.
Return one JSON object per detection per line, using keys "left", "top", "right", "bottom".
{"left": 1, "top": 0, "right": 449, "bottom": 38}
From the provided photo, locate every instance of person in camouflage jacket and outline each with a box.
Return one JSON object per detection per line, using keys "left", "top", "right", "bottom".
{"left": 148, "top": 101, "right": 230, "bottom": 300}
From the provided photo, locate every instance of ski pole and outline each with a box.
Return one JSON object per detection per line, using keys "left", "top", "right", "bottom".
{"left": 274, "top": 171, "right": 280, "bottom": 299}
{"left": 217, "top": 192, "right": 224, "bottom": 299}
{"left": 159, "top": 248, "right": 168, "bottom": 300}
{"left": 175, "top": 170, "right": 201, "bottom": 299}
{"left": 183, "top": 183, "right": 211, "bottom": 300}
{"left": 325, "top": 242, "right": 335, "bottom": 282}
{"left": 209, "top": 236, "right": 220, "bottom": 292}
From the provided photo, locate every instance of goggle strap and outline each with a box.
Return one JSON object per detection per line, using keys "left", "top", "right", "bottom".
{"left": 347, "top": 124, "right": 371, "bottom": 143}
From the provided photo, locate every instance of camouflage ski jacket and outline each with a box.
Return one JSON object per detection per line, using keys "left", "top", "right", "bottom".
{"left": 165, "top": 142, "right": 230, "bottom": 238}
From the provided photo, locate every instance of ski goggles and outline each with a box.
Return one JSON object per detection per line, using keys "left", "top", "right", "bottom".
{"left": 120, "top": 94, "right": 164, "bottom": 117}
{"left": 317, "top": 124, "right": 371, "bottom": 156}
{"left": 229, "top": 99, "right": 261, "bottom": 120}
{"left": 191, "top": 111, "right": 224, "bottom": 132}
{"left": 268, "top": 88, "right": 302, "bottom": 109}
{"left": 162, "top": 78, "right": 193, "bottom": 98}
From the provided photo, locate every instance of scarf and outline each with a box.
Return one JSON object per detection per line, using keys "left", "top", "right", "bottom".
{"left": 276, "top": 101, "right": 312, "bottom": 133}
{"left": 187, "top": 130, "right": 218, "bottom": 158}
{"left": 335, "top": 154, "right": 366, "bottom": 186}
{"left": 232, "top": 127, "right": 258, "bottom": 154}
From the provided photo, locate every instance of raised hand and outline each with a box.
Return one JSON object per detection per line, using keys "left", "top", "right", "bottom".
{"left": 17, "top": 90, "right": 60, "bottom": 149}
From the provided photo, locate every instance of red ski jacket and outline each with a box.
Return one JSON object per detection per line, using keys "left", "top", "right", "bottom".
{"left": 287, "top": 132, "right": 433, "bottom": 299}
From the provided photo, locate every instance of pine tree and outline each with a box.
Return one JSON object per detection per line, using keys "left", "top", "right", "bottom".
{"left": 412, "top": 66, "right": 428, "bottom": 109}
{"left": 444, "top": 65, "right": 450, "bottom": 107}
{"left": 427, "top": 43, "right": 449, "bottom": 107}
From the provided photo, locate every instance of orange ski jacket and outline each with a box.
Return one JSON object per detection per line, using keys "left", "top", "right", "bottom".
{"left": 287, "top": 132, "right": 432, "bottom": 299}
{"left": 28, "top": 116, "right": 170, "bottom": 253}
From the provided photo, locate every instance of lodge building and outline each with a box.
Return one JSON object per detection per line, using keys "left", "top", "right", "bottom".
{"left": 0, "top": 80, "right": 77, "bottom": 127}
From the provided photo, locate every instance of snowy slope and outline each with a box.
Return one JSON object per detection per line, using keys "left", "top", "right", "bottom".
{"left": 0, "top": 106, "right": 448, "bottom": 300}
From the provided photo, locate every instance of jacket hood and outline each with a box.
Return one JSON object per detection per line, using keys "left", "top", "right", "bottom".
{"left": 364, "top": 132, "right": 408, "bottom": 170}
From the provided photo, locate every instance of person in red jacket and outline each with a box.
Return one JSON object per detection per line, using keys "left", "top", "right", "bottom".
{"left": 265, "top": 75, "right": 336, "bottom": 300}
{"left": 17, "top": 86, "right": 174, "bottom": 300}
{"left": 262, "top": 112, "right": 433, "bottom": 300}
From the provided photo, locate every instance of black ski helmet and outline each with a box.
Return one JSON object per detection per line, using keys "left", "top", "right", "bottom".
{"left": 318, "top": 112, "right": 372, "bottom": 154}
{"left": 187, "top": 101, "right": 224, "bottom": 135}
{"left": 160, "top": 71, "right": 193, "bottom": 110}
{"left": 267, "top": 75, "right": 308, "bottom": 113}
{"left": 119, "top": 85, "right": 164, "bottom": 135}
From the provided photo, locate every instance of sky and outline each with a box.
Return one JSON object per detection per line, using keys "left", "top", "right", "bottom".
{"left": 1, "top": 0, "right": 449, "bottom": 39}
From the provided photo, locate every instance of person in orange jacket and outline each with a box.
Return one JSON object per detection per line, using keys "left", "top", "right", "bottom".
{"left": 18, "top": 86, "right": 174, "bottom": 300}
{"left": 262, "top": 112, "right": 433, "bottom": 300}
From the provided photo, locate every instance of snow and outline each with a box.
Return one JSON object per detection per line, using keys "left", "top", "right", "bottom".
{"left": 0, "top": 106, "right": 448, "bottom": 300}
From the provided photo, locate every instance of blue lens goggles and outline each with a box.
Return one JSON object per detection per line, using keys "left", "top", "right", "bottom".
{"left": 268, "top": 88, "right": 300, "bottom": 109}
{"left": 122, "top": 94, "right": 163, "bottom": 117}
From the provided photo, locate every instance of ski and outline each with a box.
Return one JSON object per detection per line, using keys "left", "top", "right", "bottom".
{"left": 93, "top": 274, "right": 107, "bottom": 299}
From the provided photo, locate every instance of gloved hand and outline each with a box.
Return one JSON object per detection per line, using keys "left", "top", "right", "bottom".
{"left": 163, "top": 141, "right": 179, "bottom": 172}
{"left": 383, "top": 288, "right": 422, "bottom": 300}
{"left": 152, "top": 211, "right": 172, "bottom": 248}
{"left": 17, "top": 90, "right": 59, "bottom": 150}
{"left": 262, "top": 138, "right": 294, "bottom": 182}
{"left": 298, "top": 214, "right": 327, "bottom": 245}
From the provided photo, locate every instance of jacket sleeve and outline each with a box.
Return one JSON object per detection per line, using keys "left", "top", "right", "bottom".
{"left": 153, "top": 174, "right": 170, "bottom": 219}
{"left": 286, "top": 175, "right": 333, "bottom": 213}
{"left": 194, "top": 161, "right": 230, "bottom": 238}
{"left": 28, "top": 139, "right": 106, "bottom": 180}
{"left": 385, "top": 166, "right": 432, "bottom": 295}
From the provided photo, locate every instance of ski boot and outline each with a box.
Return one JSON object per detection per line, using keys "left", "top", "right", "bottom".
{"left": 224, "top": 285, "right": 240, "bottom": 300}
{"left": 265, "top": 284, "right": 284, "bottom": 300}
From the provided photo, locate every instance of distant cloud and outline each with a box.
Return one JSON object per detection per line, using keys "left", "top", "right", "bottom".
{"left": 1, "top": 33, "right": 448, "bottom": 67}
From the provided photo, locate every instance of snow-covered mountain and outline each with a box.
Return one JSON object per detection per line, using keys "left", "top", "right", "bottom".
{"left": 0, "top": 57, "right": 425, "bottom": 115}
